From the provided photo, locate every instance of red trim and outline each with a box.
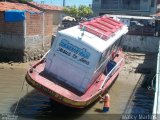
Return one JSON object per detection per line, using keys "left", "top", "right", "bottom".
{"left": 26, "top": 51, "right": 125, "bottom": 108}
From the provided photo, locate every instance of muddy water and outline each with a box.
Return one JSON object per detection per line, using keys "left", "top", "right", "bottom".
{"left": 0, "top": 54, "right": 155, "bottom": 120}
{"left": 0, "top": 68, "right": 123, "bottom": 120}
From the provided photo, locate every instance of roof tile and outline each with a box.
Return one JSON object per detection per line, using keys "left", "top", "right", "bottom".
{"left": 0, "top": 2, "right": 40, "bottom": 12}
{"left": 29, "top": 2, "right": 63, "bottom": 11}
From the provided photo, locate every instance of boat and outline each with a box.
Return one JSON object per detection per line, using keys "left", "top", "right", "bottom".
{"left": 25, "top": 16, "right": 128, "bottom": 108}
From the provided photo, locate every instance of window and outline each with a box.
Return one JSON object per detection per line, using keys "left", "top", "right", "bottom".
{"left": 101, "top": 0, "right": 119, "bottom": 9}
{"left": 122, "top": 0, "right": 140, "bottom": 10}
{"left": 96, "top": 47, "right": 111, "bottom": 69}
{"left": 151, "top": 0, "right": 155, "bottom": 7}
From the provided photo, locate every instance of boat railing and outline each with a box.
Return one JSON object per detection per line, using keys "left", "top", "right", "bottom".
{"left": 99, "top": 58, "right": 124, "bottom": 90}
{"left": 40, "top": 49, "right": 50, "bottom": 61}
{"left": 79, "top": 23, "right": 111, "bottom": 40}
{"left": 29, "top": 49, "right": 51, "bottom": 73}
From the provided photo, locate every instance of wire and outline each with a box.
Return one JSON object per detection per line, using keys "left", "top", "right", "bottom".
{"left": 13, "top": 79, "right": 26, "bottom": 115}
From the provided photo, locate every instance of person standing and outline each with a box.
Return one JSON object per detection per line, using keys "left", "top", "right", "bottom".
{"left": 101, "top": 93, "right": 110, "bottom": 112}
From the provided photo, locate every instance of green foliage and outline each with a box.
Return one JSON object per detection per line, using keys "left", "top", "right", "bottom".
{"left": 63, "top": 5, "right": 93, "bottom": 18}
{"left": 63, "top": 7, "right": 70, "bottom": 15}
{"left": 19, "top": 0, "right": 33, "bottom": 2}
{"left": 70, "top": 5, "right": 78, "bottom": 18}
{"left": 78, "top": 5, "right": 93, "bottom": 18}
{"left": 21, "top": 0, "right": 33, "bottom": 2}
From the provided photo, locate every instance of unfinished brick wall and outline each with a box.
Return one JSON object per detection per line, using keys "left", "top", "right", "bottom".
{"left": 25, "top": 12, "right": 53, "bottom": 61}
{"left": 26, "top": 12, "right": 53, "bottom": 36}
{"left": 0, "top": 11, "right": 53, "bottom": 62}
{"left": 0, "top": 12, "right": 24, "bottom": 35}
{"left": 0, "top": 11, "right": 53, "bottom": 36}
{"left": 26, "top": 12, "right": 42, "bottom": 36}
{"left": 44, "top": 13, "right": 53, "bottom": 36}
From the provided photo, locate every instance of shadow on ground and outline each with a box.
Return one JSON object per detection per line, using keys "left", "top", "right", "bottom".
{"left": 10, "top": 75, "right": 121, "bottom": 120}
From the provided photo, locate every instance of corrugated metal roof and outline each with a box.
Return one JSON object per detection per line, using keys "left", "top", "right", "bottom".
{"left": 0, "top": 2, "right": 40, "bottom": 12}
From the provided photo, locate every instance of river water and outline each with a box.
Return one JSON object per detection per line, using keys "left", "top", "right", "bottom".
{"left": 0, "top": 53, "right": 155, "bottom": 120}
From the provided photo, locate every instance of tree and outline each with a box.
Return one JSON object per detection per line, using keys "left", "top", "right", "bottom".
{"left": 63, "top": 5, "right": 93, "bottom": 19}
{"left": 69, "top": 5, "right": 78, "bottom": 18}
{"left": 78, "top": 5, "right": 93, "bottom": 18}
{"left": 64, "top": 6, "right": 78, "bottom": 18}
{"left": 18, "top": 0, "right": 33, "bottom": 2}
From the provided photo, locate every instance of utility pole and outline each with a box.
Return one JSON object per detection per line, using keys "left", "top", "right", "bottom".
{"left": 41, "top": 1, "right": 44, "bottom": 4}
{"left": 63, "top": 0, "right": 65, "bottom": 7}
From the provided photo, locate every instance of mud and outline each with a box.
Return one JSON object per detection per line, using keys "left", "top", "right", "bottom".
{"left": 0, "top": 52, "right": 156, "bottom": 120}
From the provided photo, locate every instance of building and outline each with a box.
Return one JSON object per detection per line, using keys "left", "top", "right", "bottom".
{"left": 157, "top": 0, "right": 160, "bottom": 12}
{"left": 92, "top": 0, "right": 158, "bottom": 16}
{"left": 28, "top": 2, "right": 64, "bottom": 25}
{"left": 0, "top": 2, "right": 53, "bottom": 62}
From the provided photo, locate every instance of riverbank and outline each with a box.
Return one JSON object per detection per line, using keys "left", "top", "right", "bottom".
{"left": 0, "top": 61, "right": 30, "bottom": 70}
{"left": 0, "top": 52, "right": 156, "bottom": 69}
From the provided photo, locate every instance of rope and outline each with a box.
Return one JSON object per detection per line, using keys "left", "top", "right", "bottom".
{"left": 13, "top": 78, "right": 26, "bottom": 115}
{"left": 26, "top": 83, "right": 29, "bottom": 94}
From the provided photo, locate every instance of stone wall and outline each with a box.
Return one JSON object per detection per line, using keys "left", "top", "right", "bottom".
{"left": 24, "top": 35, "right": 52, "bottom": 61}
{"left": 122, "top": 35, "right": 160, "bottom": 53}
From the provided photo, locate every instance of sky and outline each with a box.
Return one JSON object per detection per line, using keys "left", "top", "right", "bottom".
{"left": 33, "top": 0, "right": 92, "bottom": 7}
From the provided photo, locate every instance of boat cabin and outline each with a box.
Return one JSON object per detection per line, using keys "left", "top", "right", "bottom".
{"left": 44, "top": 16, "right": 128, "bottom": 93}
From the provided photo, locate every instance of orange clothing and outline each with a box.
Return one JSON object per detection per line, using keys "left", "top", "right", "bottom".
{"left": 104, "top": 94, "right": 110, "bottom": 108}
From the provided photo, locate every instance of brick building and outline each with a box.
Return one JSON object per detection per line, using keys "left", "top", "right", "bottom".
{"left": 28, "top": 2, "right": 64, "bottom": 25}
{"left": 0, "top": 2, "right": 56, "bottom": 62}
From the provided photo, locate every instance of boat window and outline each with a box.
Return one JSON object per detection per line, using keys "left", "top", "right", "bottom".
{"left": 96, "top": 47, "right": 111, "bottom": 69}
{"left": 95, "top": 37, "right": 123, "bottom": 70}
{"left": 95, "top": 37, "right": 124, "bottom": 73}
